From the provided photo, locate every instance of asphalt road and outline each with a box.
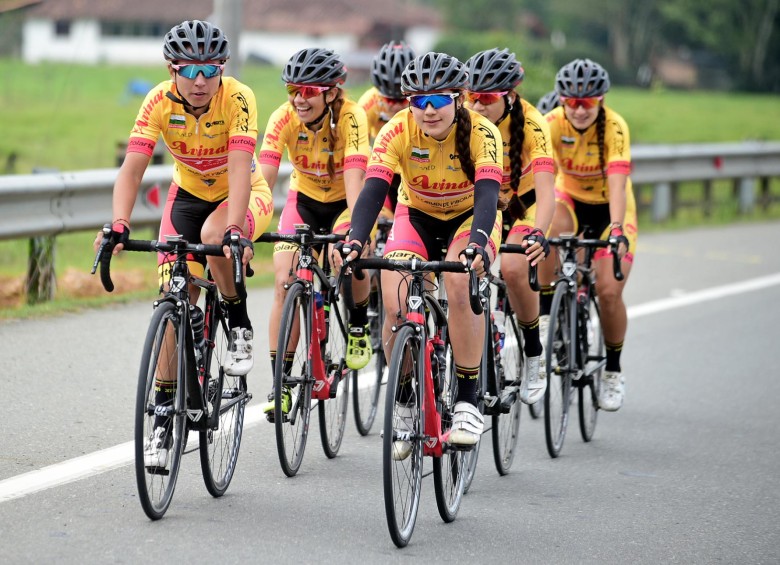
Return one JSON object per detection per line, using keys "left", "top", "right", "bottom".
{"left": 1, "top": 221, "right": 779, "bottom": 564}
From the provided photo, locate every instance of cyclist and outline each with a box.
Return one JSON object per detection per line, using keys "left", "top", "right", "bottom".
{"left": 357, "top": 40, "right": 416, "bottom": 218}
{"left": 341, "top": 52, "right": 503, "bottom": 451}
{"left": 258, "top": 47, "right": 371, "bottom": 420}
{"left": 539, "top": 58, "right": 637, "bottom": 411}
{"left": 95, "top": 20, "right": 273, "bottom": 468}
{"left": 465, "top": 48, "right": 555, "bottom": 405}
{"left": 536, "top": 90, "right": 561, "bottom": 115}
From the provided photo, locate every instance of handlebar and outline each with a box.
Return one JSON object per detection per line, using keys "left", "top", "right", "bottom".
{"left": 499, "top": 243, "right": 540, "bottom": 292}
{"left": 547, "top": 235, "right": 624, "bottom": 281}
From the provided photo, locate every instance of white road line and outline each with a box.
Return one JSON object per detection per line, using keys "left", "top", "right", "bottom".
{"left": 2, "top": 271, "right": 779, "bottom": 504}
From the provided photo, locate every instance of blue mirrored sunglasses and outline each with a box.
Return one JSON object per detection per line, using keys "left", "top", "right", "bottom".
{"left": 407, "top": 93, "right": 460, "bottom": 110}
{"left": 171, "top": 63, "right": 224, "bottom": 79}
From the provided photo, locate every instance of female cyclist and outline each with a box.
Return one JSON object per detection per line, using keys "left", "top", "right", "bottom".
{"left": 540, "top": 58, "right": 637, "bottom": 411}
{"left": 465, "top": 48, "right": 555, "bottom": 405}
{"left": 258, "top": 47, "right": 371, "bottom": 419}
{"left": 342, "top": 52, "right": 503, "bottom": 450}
{"left": 95, "top": 20, "right": 273, "bottom": 468}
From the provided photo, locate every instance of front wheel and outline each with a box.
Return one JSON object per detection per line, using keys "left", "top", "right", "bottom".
{"left": 200, "top": 301, "right": 247, "bottom": 497}
{"left": 274, "top": 283, "right": 313, "bottom": 477}
{"left": 544, "top": 282, "right": 575, "bottom": 458}
{"left": 353, "top": 271, "right": 385, "bottom": 436}
{"left": 578, "top": 294, "right": 603, "bottom": 442}
{"left": 135, "top": 301, "right": 186, "bottom": 520}
{"left": 383, "top": 325, "right": 424, "bottom": 548}
{"left": 319, "top": 293, "right": 350, "bottom": 458}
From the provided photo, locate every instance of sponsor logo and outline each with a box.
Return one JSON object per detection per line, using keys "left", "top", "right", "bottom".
{"left": 205, "top": 120, "right": 225, "bottom": 127}
{"left": 169, "top": 114, "right": 186, "bottom": 129}
{"left": 187, "top": 409, "right": 203, "bottom": 422}
{"left": 410, "top": 146, "right": 430, "bottom": 163}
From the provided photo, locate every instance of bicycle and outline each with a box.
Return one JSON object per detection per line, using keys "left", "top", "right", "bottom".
{"left": 352, "top": 216, "right": 393, "bottom": 436}
{"left": 462, "top": 244, "right": 538, "bottom": 489}
{"left": 92, "top": 226, "right": 251, "bottom": 520}
{"left": 346, "top": 254, "right": 481, "bottom": 548}
{"left": 544, "top": 233, "right": 623, "bottom": 458}
{"left": 256, "top": 224, "right": 352, "bottom": 477}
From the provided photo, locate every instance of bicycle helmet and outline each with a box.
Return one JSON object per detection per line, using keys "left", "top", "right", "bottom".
{"left": 282, "top": 47, "right": 347, "bottom": 86}
{"left": 401, "top": 52, "right": 468, "bottom": 94}
{"left": 555, "top": 58, "right": 610, "bottom": 98}
{"left": 465, "top": 48, "right": 524, "bottom": 92}
{"left": 536, "top": 90, "right": 560, "bottom": 114}
{"left": 163, "top": 20, "right": 230, "bottom": 62}
{"left": 371, "top": 41, "right": 416, "bottom": 98}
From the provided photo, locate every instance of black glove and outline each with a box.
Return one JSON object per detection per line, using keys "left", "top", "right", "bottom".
{"left": 222, "top": 228, "right": 254, "bottom": 253}
{"left": 459, "top": 244, "right": 491, "bottom": 273}
{"left": 607, "top": 225, "right": 629, "bottom": 251}
{"left": 110, "top": 221, "right": 130, "bottom": 247}
{"left": 340, "top": 239, "right": 364, "bottom": 260}
{"left": 523, "top": 228, "right": 550, "bottom": 258}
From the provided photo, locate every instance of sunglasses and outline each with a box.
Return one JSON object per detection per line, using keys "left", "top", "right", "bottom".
{"left": 465, "top": 91, "right": 508, "bottom": 106}
{"left": 286, "top": 84, "right": 331, "bottom": 99}
{"left": 171, "top": 63, "right": 224, "bottom": 79}
{"left": 381, "top": 95, "right": 406, "bottom": 105}
{"left": 560, "top": 95, "right": 603, "bottom": 110}
{"left": 407, "top": 93, "right": 460, "bottom": 110}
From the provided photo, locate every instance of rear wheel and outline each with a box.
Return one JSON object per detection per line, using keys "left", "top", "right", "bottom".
{"left": 579, "top": 294, "right": 603, "bottom": 442}
{"left": 135, "top": 301, "right": 186, "bottom": 520}
{"left": 319, "top": 292, "right": 350, "bottom": 458}
{"left": 383, "top": 325, "right": 423, "bottom": 548}
{"left": 544, "top": 282, "right": 575, "bottom": 458}
{"left": 353, "top": 270, "right": 384, "bottom": 436}
{"left": 274, "top": 283, "right": 313, "bottom": 477}
{"left": 492, "top": 311, "right": 522, "bottom": 475}
{"left": 200, "top": 301, "right": 247, "bottom": 497}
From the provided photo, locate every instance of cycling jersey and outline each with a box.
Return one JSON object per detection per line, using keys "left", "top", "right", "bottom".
{"left": 366, "top": 107, "right": 503, "bottom": 221}
{"left": 358, "top": 87, "right": 393, "bottom": 140}
{"left": 497, "top": 99, "right": 555, "bottom": 198}
{"left": 545, "top": 105, "right": 632, "bottom": 204}
{"left": 127, "top": 77, "right": 270, "bottom": 202}
{"left": 258, "top": 99, "right": 370, "bottom": 203}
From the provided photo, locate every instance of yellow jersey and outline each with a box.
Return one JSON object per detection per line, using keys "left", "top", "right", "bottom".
{"left": 127, "top": 77, "right": 267, "bottom": 202}
{"left": 258, "top": 99, "right": 370, "bottom": 203}
{"left": 545, "top": 105, "right": 632, "bottom": 203}
{"left": 366, "top": 107, "right": 503, "bottom": 220}
{"left": 358, "top": 87, "right": 393, "bottom": 141}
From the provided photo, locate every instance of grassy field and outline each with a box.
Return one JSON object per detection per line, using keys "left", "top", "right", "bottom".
{"left": 1, "top": 58, "right": 779, "bottom": 317}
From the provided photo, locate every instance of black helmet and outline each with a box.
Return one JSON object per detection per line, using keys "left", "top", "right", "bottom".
{"left": 371, "top": 41, "right": 416, "bottom": 98}
{"left": 401, "top": 52, "right": 468, "bottom": 94}
{"left": 163, "top": 20, "right": 230, "bottom": 62}
{"left": 536, "top": 90, "right": 560, "bottom": 114}
{"left": 282, "top": 47, "right": 347, "bottom": 86}
{"left": 555, "top": 58, "right": 610, "bottom": 98}
{"left": 465, "top": 48, "right": 524, "bottom": 92}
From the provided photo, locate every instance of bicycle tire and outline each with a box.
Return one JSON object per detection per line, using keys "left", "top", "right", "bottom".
{"left": 353, "top": 270, "right": 385, "bottom": 436}
{"left": 274, "top": 283, "right": 314, "bottom": 477}
{"left": 433, "top": 334, "right": 467, "bottom": 521}
{"left": 199, "top": 299, "right": 247, "bottom": 497}
{"left": 544, "top": 282, "right": 575, "bottom": 458}
{"left": 135, "top": 301, "right": 186, "bottom": 520}
{"left": 461, "top": 337, "right": 482, "bottom": 494}
{"left": 383, "top": 325, "right": 424, "bottom": 548}
{"left": 492, "top": 311, "right": 522, "bottom": 475}
{"left": 578, "top": 295, "right": 603, "bottom": 442}
{"left": 319, "top": 292, "right": 350, "bottom": 458}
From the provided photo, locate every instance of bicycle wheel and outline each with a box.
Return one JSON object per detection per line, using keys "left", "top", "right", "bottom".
{"left": 492, "top": 311, "right": 522, "bottom": 475}
{"left": 274, "top": 283, "right": 314, "bottom": 477}
{"left": 461, "top": 340, "right": 482, "bottom": 494}
{"left": 544, "top": 282, "right": 575, "bottom": 458}
{"left": 579, "top": 295, "right": 603, "bottom": 442}
{"left": 319, "top": 292, "right": 350, "bottom": 458}
{"left": 353, "top": 270, "right": 384, "bottom": 436}
{"left": 135, "top": 301, "right": 186, "bottom": 520}
{"left": 199, "top": 300, "right": 247, "bottom": 497}
{"left": 433, "top": 335, "right": 468, "bottom": 520}
{"left": 383, "top": 325, "right": 424, "bottom": 548}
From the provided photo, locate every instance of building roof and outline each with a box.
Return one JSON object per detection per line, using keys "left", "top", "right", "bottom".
{"left": 24, "top": 0, "right": 440, "bottom": 33}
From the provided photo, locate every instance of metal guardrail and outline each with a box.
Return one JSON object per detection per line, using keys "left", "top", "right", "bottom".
{"left": 1, "top": 142, "right": 779, "bottom": 242}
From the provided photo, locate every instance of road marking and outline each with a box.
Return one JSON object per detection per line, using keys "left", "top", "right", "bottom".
{"left": 2, "top": 271, "right": 779, "bottom": 505}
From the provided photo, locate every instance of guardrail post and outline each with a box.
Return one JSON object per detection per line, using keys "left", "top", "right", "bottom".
{"left": 26, "top": 235, "right": 56, "bottom": 304}
{"left": 737, "top": 177, "right": 756, "bottom": 215}
{"left": 652, "top": 182, "right": 671, "bottom": 222}
{"left": 703, "top": 180, "right": 713, "bottom": 218}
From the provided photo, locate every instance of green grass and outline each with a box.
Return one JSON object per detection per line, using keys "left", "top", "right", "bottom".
{"left": 1, "top": 58, "right": 779, "bottom": 316}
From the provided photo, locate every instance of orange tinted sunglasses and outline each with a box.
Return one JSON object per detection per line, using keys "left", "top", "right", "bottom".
{"left": 465, "top": 91, "right": 508, "bottom": 105}
{"left": 286, "top": 84, "right": 330, "bottom": 99}
{"left": 560, "top": 95, "right": 603, "bottom": 110}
